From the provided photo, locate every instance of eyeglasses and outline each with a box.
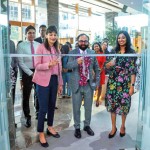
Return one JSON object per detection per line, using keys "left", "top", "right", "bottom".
{"left": 78, "top": 40, "right": 88, "bottom": 44}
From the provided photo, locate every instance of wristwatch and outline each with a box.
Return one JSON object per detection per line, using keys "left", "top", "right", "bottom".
{"left": 131, "top": 83, "right": 135, "bottom": 86}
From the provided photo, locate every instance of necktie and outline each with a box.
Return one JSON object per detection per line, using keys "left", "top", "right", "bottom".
{"left": 31, "top": 41, "right": 35, "bottom": 68}
{"left": 82, "top": 51, "right": 85, "bottom": 75}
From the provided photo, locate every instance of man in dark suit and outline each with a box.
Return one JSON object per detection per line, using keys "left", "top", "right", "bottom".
{"left": 34, "top": 25, "right": 47, "bottom": 119}
{"left": 67, "top": 33, "right": 100, "bottom": 138}
{"left": 34, "top": 25, "right": 47, "bottom": 44}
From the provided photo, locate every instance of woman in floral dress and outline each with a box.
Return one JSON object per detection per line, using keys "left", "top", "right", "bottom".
{"left": 105, "top": 31, "right": 137, "bottom": 138}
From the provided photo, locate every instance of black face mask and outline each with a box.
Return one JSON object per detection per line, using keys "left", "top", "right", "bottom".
{"left": 78, "top": 44, "right": 88, "bottom": 51}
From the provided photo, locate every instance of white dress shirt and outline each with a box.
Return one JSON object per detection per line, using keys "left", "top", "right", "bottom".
{"left": 17, "top": 40, "right": 40, "bottom": 76}
{"left": 41, "top": 37, "right": 44, "bottom": 43}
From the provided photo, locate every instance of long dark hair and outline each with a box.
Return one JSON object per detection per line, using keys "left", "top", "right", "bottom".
{"left": 92, "top": 42, "right": 103, "bottom": 52}
{"left": 44, "top": 25, "right": 59, "bottom": 53}
{"left": 114, "top": 30, "right": 134, "bottom": 53}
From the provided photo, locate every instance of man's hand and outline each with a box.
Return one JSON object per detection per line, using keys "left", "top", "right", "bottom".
{"left": 62, "top": 68, "right": 68, "bottom": 73}
{"left": 31, "top": 73, "right": 34, "bottom": 77}
{"left": 77, "top": 57, "right": 83, "bottom": 65}
{"left": 20, "top": 80, "right": 23, "bottom": 90}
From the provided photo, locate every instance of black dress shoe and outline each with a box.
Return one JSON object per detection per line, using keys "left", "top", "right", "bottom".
{"left": 84, "top": 126, "right": 94, "bottom": 136}
{"left": 55, "top": 107, "right": 58, "bottom": 109}
{"left": 25, "top": 117, "right": 31, "bottom": 128}
{"left": 74, "top": 129, "right": 81, "bottom": 138}
{"left": 120, "top": 127, "right": 126, "bottom": 137}
{"left": 47, "top": 128, "right": 60, "bottom": 138}
{"left": 108, "top": 128, "right": 117, "bottom": 138}
{"left": 39, "top": 140, "right": 49, "bottom": 148}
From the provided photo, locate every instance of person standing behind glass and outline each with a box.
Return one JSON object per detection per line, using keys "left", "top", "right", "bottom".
{"left": 101, "top": 41, "right": 109, "bottom": 55}
{"left": 61, "top": 44, "right": 72, "bottom": 98}
{"left": 34, "top": 25, "right": 47, "bottom": 44}
{"left": 65, "top": 41, "right": 72, "bottom": 51}
{"left": 17, "top": 25, "right": 40, "bottom": 128}
{"left": 9, "top": 24, "right": 18, "bottom": 127}
{"left": 101, "top": 41, "right": 110, "bottom": 100}
{"left": 105, "top": 30, "right": 137, "bottom": 139}
{"left": 92, "top": 42, "right": 106, "bottom": 106}
{"left": 32, "top": 25, "right": 63, "bottom": 148}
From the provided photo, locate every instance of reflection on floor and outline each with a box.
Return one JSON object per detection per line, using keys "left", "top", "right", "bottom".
{"left": 14, "top": 81, "right": 139, "bottom": 150}
{"left": 14, "top": 83, "right": 105, "bottom": 149}
{"left": 14, "top": 87, "right": 73, "bottom": 149}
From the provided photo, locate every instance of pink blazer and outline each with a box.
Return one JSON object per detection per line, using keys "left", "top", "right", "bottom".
{"left": 32, "top": 44, "right": 63, "bottom": 87}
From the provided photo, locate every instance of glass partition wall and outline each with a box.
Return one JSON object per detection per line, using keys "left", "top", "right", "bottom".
{"left": 0, "top": 0, "right": 14, "bottom": 149}
{"left": 1, "top": 0, "right": 150, "bottom": 149}
{"left": 136, "top": 0, "right": 150, "bottom": 150}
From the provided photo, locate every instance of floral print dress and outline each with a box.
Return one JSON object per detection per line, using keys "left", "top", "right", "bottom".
{"left": 105, "top": 54, "right": 137, "bottom": 115}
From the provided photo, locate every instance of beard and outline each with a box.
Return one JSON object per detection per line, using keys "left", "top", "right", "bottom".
{"left": 78, "top": 44, "right": 88, "bottom": 51}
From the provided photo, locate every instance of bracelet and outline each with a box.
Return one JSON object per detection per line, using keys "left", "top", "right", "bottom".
{"left": 131, "top": 83, "right": 135, "bottom": 86}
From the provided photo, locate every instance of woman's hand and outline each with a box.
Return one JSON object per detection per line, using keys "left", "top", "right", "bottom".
{"left": 106, "top": 59, "right": 116, "bottom": 69}
{"left": 58, "top": 85, "right": 63, "bottom": 95}
{"left": 129, "top": 86, "right": 134, "bottom": 96}
{"left": 105, "top": 62, "right": 112, "bottom": 69}
{"left": 48, "top": 59, "right": 59, "bottom": 68}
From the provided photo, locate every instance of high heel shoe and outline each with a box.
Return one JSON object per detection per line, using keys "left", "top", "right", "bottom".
{"left": 47, "top": 128, "right": 60, "bottom": 138}
{"left": 120, "top": 127, "right": 126, "bottom": 137}
{"left": 39, "top": 140, "right": 49, "bottom": 148}
{"left": 108, "top": 128, "right": 117, "bottom": 138}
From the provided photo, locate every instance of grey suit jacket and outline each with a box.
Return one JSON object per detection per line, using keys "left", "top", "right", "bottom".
{"left": 67, "top": 48, "right": 100, "bottom": 93}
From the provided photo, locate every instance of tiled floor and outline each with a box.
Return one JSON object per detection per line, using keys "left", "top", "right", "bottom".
{"left": 27, "top": 92, "right": 139, "bottom": 150}
{"left": 14, "top": 80, "right": 104, "bottom": 149}
{"left": 13, "top": 79, "right": 140, "bottom": 150}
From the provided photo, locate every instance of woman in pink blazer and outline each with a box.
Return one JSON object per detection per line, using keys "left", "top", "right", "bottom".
{"left": 32, "top": 26, "right": 63, "bottom": 148}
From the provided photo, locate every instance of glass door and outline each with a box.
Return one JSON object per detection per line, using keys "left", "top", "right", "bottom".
{"left": 136, "top": 0, "right": 150, "bottom": 150}
{"left": 0, "top": 0, "right": 11, "bottom": 149}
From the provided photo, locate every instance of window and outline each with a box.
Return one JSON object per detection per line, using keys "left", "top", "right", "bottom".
{"left": 62, "top": 13, "right": 68, "bottom": 20}
{"left": 22, "top": 5, "right": 31, "bottom": 21}
{"left": 9, "top": 2, "right": 18, "bottom": 21}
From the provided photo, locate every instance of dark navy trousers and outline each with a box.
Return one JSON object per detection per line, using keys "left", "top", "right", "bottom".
{"left": 36, "top": 75, "right": 58, "bottom": 132}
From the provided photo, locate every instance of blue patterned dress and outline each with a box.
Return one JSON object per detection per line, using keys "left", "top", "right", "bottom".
{"left": 105, "top": 53, "right": 137, "bottom": 115}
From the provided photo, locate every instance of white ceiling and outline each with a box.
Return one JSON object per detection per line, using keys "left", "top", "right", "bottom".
{"left": 59, "top": 0, "right": 141, "bottom": 15}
